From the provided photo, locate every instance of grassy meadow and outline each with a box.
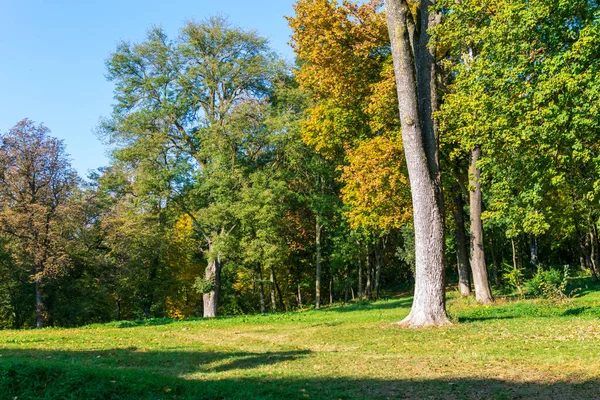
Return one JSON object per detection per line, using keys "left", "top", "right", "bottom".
{"left": 2, "top": 280, "right": 600, "bottom": 399}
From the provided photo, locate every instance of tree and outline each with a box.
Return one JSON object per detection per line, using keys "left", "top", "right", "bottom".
{"left": 384, "top": 0, "right": 450, "bottom": 327}
{"left": 438, "top": 0, "right": 600, "bottom": 284}
{"left": 468, "top": 145, "right": 493, "bottom": 303}
{"left": 0, "top": 119, "right": 79, "bottom": 328}
{"left": 102, "top": 17, "right": 283, "bottom": 318}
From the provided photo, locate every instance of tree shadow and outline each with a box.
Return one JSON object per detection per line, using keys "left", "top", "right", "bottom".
{"left": 321, "top": 298, "right": 414, "bottom": 313}
{"left": 1, "top": 351, "right": 598, "bottom": 400}
{"left": 110, "top": 318, "right": 185, "bottom": 328}
{"left": 458, "top": 315, "right": 517, "bottom": 323}
{"left": 561, "top": 307, "right": 592, "bottom": 317}
{"left": 0, "top": 348, "right": 311, "bottom": 376}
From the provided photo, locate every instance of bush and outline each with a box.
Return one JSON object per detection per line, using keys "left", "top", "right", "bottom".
{"left": 502, "top": 263, "right": 525, "bottom": 295}
{"left": 525, "top": 266, "right": 570, "bottom": 302}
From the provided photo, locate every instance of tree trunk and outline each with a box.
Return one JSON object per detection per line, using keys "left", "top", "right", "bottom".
{"left": 329, "top": 277, "right": 333, "bottom": 305}
{"left": 529, "top": 235, "right": 539, "bottom": 267}
{"left": 490, "top": 236, "right": 501, "bottom": 286}
{"left": 511, "top": 237, "right": 518, "bottom": 272}
{"left": 269, "top": 266, "right": 277, "bottom": 312}
{"left": 452, "top": 185, "right": 471, "bottom": 296}
{"left": 357, "top": 247, "right": 363, "bottom": 302}
{"left": 588, "top": 226, "right": 600, "bottom": 279}
{"left": 315, "top": 215, "right": 322, "bottom": 309}
{"left": 374, "top": 237, "right": 384, "bottom": 299}
{"left": 202, "top": 253, "right": 221, "bottom": 318}
{"left": 366, "top": 244, "right": 372, "bottom": 300}
{"left": 511, "top": 237, "right": 523, "bottom": 294}
{"left": 258, "top": 266, "right": 266, "bottom": 313}
{"left": 275, "top": 272, "right": 285, "bottom": 311}
{"left": 385, "top": 0, "right": 450, "bottom": 327}
{"left": 469, "top": 146, "right": 493, "bottom": 304}
{"left": 35, "top": 268, "right": 44, "bottom": 329}
{"left": 345, "top": 265, "right": 350, "bottom": 303}
{"left": 116, "top": 296, "right": 121, "bottom": 321}
{"left": 297, "top": 282, "right": 303, "bottom": 308}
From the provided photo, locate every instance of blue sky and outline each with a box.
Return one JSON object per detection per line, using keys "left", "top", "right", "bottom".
{"left": 0, "top": 0, "right": 296, "bottom": 177}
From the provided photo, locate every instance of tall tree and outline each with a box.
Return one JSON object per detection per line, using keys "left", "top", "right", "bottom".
{"left": 0, "top": 119, "right": 79, "bottom": 328}
{"left": 384, "top": 0, "right": 450, "bottom": 327}
{"left": 102, "top": 17, "right": 283, "bottom": 318}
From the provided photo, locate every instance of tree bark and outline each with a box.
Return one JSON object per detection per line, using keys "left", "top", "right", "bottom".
{"left": 202, "top": 252, "right": 221, "bottom": 318}
{"left": 315, "top": 215, "right": 322, "bottom": 309}
{"left": 385, "top": 0, "right": 450, "bottom": 327}
{"left": 452, "top": 185, "right": 471, "bottom": 296}
{"left": 469, "top": 146, "right": 493, "bottom": 304}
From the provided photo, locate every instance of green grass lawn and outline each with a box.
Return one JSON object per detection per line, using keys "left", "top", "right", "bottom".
{"left": 2, "top": 281, "right": 600, "bottom": 399}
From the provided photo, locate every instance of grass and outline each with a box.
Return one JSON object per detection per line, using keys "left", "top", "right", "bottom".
{"left": 2, "top": 280, "right": 600, "bottom": 399}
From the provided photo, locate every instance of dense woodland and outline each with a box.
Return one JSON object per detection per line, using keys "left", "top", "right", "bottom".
{"left": 1, "top": 0, "right": 599, "bottom": 329}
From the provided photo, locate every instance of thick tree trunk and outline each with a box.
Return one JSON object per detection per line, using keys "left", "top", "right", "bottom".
{"left": 469, "top": 146, "right": 493, "bottom": 304}
{"left": 385, "top": 0, "right": 450, "bottom": 327}
{"left": 315, "top": 215, "right": 322, "bottom": 309}
{"left": 452, "top": 185, "right": 471, "bottom": 296}
{"left": 202, "top": 253, "right": 221, "bottom": 318}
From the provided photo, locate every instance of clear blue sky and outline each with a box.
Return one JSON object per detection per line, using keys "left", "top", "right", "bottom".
{"left": 0, "top": 0, "right": 296, "bottom": 177}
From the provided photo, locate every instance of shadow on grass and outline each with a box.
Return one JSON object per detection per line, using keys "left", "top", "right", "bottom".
{"left": 0, "top": 348, "right": 310, "bottom": 376}
{"left": 569, "top": 277, "right": 600, "bottom": 298}
{"left": 111, "top": 318, "right": 186, "bottom": 328}
{"left": 457, "top": 315, "right": 517, "bottom": 323}
{"left": 562, "top": 307, "right": 592, "bottom": 317}
{"left": 321, "top": 297, "right": 414, "bottom": 313}
{"left": 0, "top": 350, "right": 598, "bottom": 400}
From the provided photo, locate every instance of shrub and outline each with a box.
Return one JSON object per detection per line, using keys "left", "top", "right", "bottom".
{"left": 525, "top": 265, "right": 571, "bottom": 303}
